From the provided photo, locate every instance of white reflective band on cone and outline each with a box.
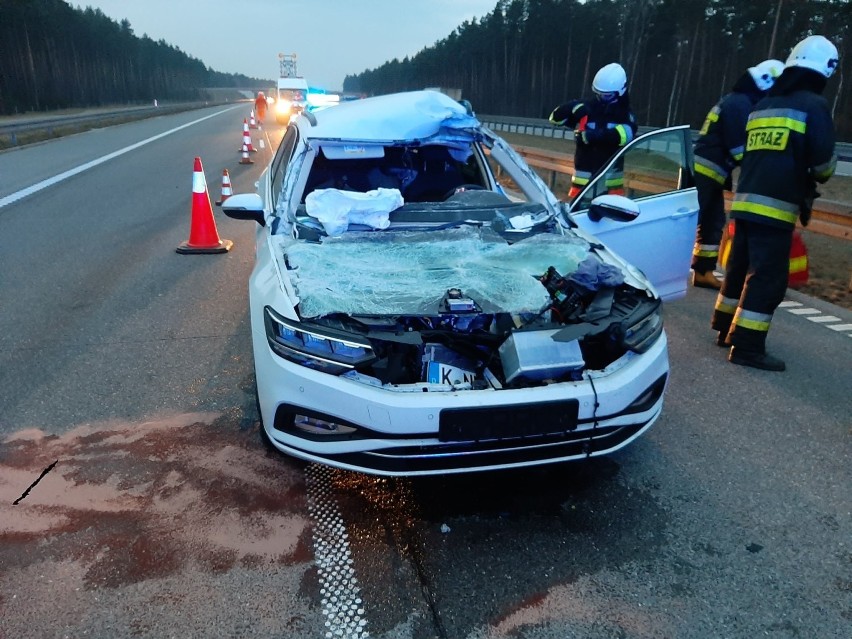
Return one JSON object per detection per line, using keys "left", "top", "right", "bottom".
{"left": 193, "top": 171, "right": 206, "bottom": 194}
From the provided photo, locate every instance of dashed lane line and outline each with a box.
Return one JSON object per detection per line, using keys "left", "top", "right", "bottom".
{"left": 786, "top": 307, "right": 821, "bottom": 315}
{"left": 778, "top": 300, "right": 852, "bottom": 337}
{"left": 806, "top": 315, "right": 842, "bottom": 323}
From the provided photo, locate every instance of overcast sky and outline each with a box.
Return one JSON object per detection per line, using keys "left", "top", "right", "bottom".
{"left": 70, "top": 0, "right": 499, "bottom": 91}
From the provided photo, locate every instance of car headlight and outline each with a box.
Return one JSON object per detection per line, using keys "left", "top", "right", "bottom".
{"left": 275, "top": 99, "right": 292, "bottom": 113}
{"left": 264, "top": 307, "right": 375, "bottom": 374}
{"left": 619, "top": 300, "right": 663, "bottom": 354}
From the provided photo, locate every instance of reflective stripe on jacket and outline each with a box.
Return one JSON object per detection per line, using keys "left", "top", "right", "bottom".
{"left": 693, "top": 84, "right": 761, "bottom": 185}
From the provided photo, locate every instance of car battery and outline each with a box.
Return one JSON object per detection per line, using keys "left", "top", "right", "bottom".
{"left": 499, "top": 330, "right": 585, "bottom": 383}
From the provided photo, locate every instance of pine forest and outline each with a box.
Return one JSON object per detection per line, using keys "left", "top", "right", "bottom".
{"left": 345, "top": 0, "right": 851, "bottom": 138}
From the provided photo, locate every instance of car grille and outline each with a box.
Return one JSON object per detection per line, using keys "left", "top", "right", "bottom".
{"left": 326, "top": 421, "right": 651, "bottom": 474}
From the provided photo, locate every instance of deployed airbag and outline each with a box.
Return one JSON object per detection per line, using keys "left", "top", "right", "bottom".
{"left": 305, "top": 187, "right": 404, "bottom": 236}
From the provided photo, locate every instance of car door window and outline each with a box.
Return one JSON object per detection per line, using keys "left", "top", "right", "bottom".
{"left": 568, "top": 126, "right": 699, "bottom": 302}
{"left": 573, "top": 128, "right": 694, "bottom": 210}
{"left": 271, "top": 126, "right": 298, "bottom": 210}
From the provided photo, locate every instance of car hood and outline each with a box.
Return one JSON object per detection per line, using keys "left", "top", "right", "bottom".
{"left": 275, "top": 226, "right": 640, "bottom": 319}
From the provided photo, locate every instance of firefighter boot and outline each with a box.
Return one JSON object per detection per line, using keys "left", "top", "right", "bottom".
{"left": 728, "top": 347, "right": 786, "bottom": 372}
{"left": 692, "top": 270, "right": 722, "bottom": 290}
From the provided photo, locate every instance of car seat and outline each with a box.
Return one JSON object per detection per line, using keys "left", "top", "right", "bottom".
{"left": 404, "top": 146, "right": 465, "bottom": 202}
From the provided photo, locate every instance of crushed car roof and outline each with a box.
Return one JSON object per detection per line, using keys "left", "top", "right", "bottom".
{"left": 297, "top": 90, "right": 480, "bottom": 145}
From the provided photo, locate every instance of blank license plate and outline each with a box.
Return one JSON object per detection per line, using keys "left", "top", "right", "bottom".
{"left": 439, "top": 400, "right": 579, "bottom": 442}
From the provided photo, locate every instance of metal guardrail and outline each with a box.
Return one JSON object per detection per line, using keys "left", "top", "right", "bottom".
{"left": 478, "top": 116, "right": 851, "bottom": 241}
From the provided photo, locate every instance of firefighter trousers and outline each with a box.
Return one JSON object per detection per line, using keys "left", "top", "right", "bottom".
{"left": 711, "top": 219, "right": 792, "bottom": 353}
{"left": 692, "top": 172, "right": 727, "bottom": 274}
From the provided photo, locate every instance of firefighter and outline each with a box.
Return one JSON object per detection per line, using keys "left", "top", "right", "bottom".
{"left": 254, "top": 91, "right": 268, "bottom": 124}
{"left": 712, "top": 35, "right": 838, "bottom": 371}
{"left": 691, "top": 58, "right": 784, "bottom": 289}
{"left": 549, "top": 63, "right": 637, "bottom": 200}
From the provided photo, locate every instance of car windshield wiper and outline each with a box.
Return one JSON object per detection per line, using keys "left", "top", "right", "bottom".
{"left": 386, "top": 220, "right": 486, "bottom": 232}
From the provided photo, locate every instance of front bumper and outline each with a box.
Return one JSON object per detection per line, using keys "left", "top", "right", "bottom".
{"left": 254, "top": 319, "right": 670, "bottom": 476}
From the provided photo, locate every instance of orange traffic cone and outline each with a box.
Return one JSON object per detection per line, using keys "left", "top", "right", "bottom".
{"left": 719, "top": 220, "right": 735, "bottom": 270}
{"left": 176, "top": 157, "right": 233, "bottom": 254}
{"left": 249, "top": 110, "right": 258, "bottom": 129}
{"left": 215, "top": 169, "right": 233, "bottom": 205}
{"left": 788, "top": 230, "right": 809, "bottom": 288}
{"left": 239, "top": 143, "right": 254, "bottom": 165}
{"left": 239, "top": 119, "right": 256, "bottom": 153}
{"left": 721, "top": 220, "right": 809, "bottom": 289}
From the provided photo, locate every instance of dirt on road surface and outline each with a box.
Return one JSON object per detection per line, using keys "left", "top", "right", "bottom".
{"left": 0, "top": 413, "right": 320, "bottom": 637}
{"left": 796, "top": 230, "right": 852, "bottom": 309}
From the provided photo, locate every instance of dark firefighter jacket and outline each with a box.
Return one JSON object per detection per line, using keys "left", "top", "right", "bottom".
{"left": 694, "top": 73, "right": 765, "bottom": 188}
{"left": 732, "top": 68, "right": 837, "bottom": 230}
{"left": 549, "top": 95, "right": 637, "bottom": 181}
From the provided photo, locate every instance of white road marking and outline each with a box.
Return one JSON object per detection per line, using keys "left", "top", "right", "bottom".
{"left": 305, "top": 463, "right": 370, "bottom": 639}
{"left": 781, "top": 301, "right": 852, "bottom": 337}
{"left": 787, "top": 308, "right": 822, "bottom": 315}
{"left": 0, "top": 106, "right": 242, "bottom": 210}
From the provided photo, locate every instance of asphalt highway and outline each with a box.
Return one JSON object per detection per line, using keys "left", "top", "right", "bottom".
{"left": 0, "top": 106, "right": 849, "bottom": 638}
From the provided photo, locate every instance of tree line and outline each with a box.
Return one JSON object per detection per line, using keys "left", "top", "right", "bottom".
{"left": 343, "top": 0, "right": 852, "bottom": 139}
{"left": 0, "top": 0, "right": 267, "bottom": 114}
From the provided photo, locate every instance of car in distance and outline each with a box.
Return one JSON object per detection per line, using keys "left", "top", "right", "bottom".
{"left": 223, "top": 89, "right": 698, "bottom": 476}
{"left": 274, "top": 76, "right": 309, "bottom": 124}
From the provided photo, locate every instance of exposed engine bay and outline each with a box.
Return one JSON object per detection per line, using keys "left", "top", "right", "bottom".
{"left": 306, "top": 284, "right": 661, "bottom": 390}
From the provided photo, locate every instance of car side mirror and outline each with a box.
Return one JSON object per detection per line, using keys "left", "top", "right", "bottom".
{"left": 588, "top": 194, "right": 640, "bottom": 223}
{"left": 222, "top": 193, "right": 265, "bottom": 226}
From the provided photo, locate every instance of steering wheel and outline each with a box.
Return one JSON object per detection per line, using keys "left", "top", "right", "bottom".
{"left": 442, "top": 184, "right": 487, "bottom": 200}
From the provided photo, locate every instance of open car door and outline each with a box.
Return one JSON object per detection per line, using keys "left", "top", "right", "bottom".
{"left": 566, "top": 126, "right": 699, "bottom": 302}
{"left": 485, "top": 125, "right": 699, "bottom": 302}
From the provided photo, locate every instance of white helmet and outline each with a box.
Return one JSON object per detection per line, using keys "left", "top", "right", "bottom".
{"left": 748, "top": 59, "right": 784, "bottom": 91}
{"left": 785, "top": 35, "right": 839, "bottom": 78}
{"left": 592, "top": 63, "right": 627, "bottom": 102}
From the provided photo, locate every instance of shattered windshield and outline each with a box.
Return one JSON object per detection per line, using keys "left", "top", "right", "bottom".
{"left": 281, "top": 226, "right": 594, "bottom": 317}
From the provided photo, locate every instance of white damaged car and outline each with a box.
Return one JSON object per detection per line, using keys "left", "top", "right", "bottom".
{"left": 223, "top": 89, "right": 698, "bottom": 476}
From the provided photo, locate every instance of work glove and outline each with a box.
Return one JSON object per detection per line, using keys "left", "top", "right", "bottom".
{"left": 575, "top": 127, "right": 605, "bottom": 145}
